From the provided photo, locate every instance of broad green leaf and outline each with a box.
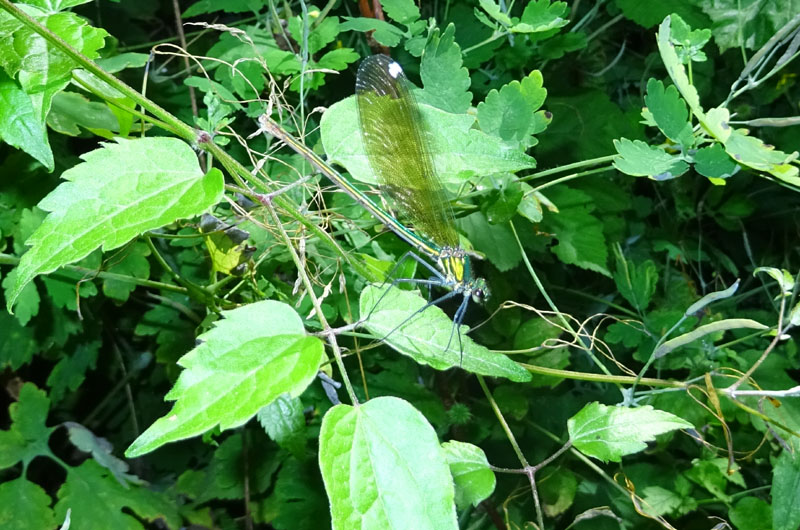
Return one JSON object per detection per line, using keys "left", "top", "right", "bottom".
{"left": 697, "top": 0, "right": 794, "bottom": 52}
{"left": 421, "top": 24, "right": 472, "bottom": 114}
{"left": 340, "top": 17, "right": 403, "bottom": 47}
{"left": 321, "top": 97, "right": 535, "bottom": 185}
{"left": 540, "top": 469, "right": 577, "bottom": 517}
{"left": 46, "top": 91, "right": 120, "bottom": 137}
{"left": 46, "top": 342, "right": 99, "bottom": 403}
{"left": 95, "top": 52, "right": 149, "bottom": 73}
{"left": 65, "top": 422, "right": 142, "bottom": 486}
{"left": 685, "top": 457, "right": 744, "bottom": 502}
{"left": 319, "top": 397, "right": 458, "bottom": 530}
{"left": 772, "top": 450, "right": 800, "bottom": 530}
{"left": 724, "top": 129, "right": 800, "bottom": 184}
{"left": 257, "top": 394, "right": 307, "bottom": 459}
{"left": 182, "top": 0, "right": 258, "bottom": 17}
{"left": 514, "top": 0, "right": 569, "bottom": 33}
{"left": 381, "top": 0, "right": 421, "bottom": 25}
{"left": 359, "top": 285, "right": 531, "bottom": 382}
{"left": 730, "top": 497, "right": 772, "bottom": 530}
{"left": 615, "top": 0, "right": 711, "bottom": 29}
{"left": 0, "top": 8, "right": 108, "bottom": 92}
{"left": 481, "top": 176, "right": 524, "bottom": 224}
{"left": 6, "top": 137, "right": 224, "bottom": 312}
{"left": 613, "top": 138, "right": 689, "bottom": 179}
{"left": 693, "top": 143, "right": 738, "bottom": 178}
{"left": 442, "top": 440, "right": 496, "bottom": 509}
{"left": 644, "top": 78, "right": 693, "bottom": 146}
{"left": 54, "top": 460, "right": 180, "bottom": 530}
{"left": 477, "top": 70, "right": 549, "bottom": 149}
{"left": 457, "top": 212, "right": 522, "bottom": 272}
{"left": 0, "top": 71, "right": 53, "bottom": 169}
{"left": 0, "top": 478, "right": 56, "bottom": 530}
{"left": 25, "top": 0, "right": 92, "bottom": 11}
{"left": 613, "top": 252, "right": 657, "bottom": 312}
{"left": 2, "top": 269, "right": 40, "bottom": 325}
{"left": 125, "top": 301, "right": 325, "bottom": 457}
{"left": 102, "top": 242, "right": 151, "bottom": 302}
{"left": 568, "top": 402, "right": 692, "bottom": 462}
{"left": 263, "top": 457, "right": 329, "bottom": 529}
{"left": 541, "top": 186, "right": 610, "bottom": 276}
{"left": 0, "top": 312, "right": 38, "bottom": 370}
{"left": 0, "top": 383, "right": 53, "bottom": 470}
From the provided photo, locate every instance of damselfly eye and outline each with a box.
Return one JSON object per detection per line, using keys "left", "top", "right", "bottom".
{"left": 472, "top": 288, "right": 487, "bottom": 304}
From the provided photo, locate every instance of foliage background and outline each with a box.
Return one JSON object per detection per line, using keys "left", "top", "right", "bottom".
{"left": 0, "top": 0, "right": 799, "bottom": 529}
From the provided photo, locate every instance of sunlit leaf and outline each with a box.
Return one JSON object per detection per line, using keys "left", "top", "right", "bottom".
{"left": 319, "top": 397, "right": 458, "bottom": 530}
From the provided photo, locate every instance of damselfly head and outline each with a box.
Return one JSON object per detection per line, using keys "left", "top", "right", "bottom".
{"left": 471, "top": 278, "right": 489, "bottom": 304}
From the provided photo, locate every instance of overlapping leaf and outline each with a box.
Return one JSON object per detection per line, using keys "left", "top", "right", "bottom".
{"left": 126, "top": 301, "right": 324, "bottom": 457}
{"left": 6, "top": 137, "right": 224, "bottom": 311}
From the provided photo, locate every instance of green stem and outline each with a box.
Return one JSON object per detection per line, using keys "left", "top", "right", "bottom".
{"left": 531, "top": 165, "right": 615, "bottom": 193}
{"left": 520, "top": 155, "right": 617, "bottom": 183}
{"left": 266, "top": 202, "right": 358, "bottom": 405}
{"left": 0, "top": 252, "right": 189, "bottom": 295}
{"left": 509, "top": 221, "right": 617, "bottom": 381}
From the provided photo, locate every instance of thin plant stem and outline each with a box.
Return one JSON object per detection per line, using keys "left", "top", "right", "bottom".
{"left": 265, "top": 201, "right": 358, "bottom": 405}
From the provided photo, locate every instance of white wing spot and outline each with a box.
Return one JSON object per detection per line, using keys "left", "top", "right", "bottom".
{"left": 388, "top": 61, "right": 403, "bottom": 78}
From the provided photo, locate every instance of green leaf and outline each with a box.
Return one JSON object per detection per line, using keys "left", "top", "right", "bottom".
{"left": 321, "top": 97, "right": 536, "bottom": 185}
{"left": 694, "top": 143, "right": 738, "bottom": 179}
{"left": 54, "top": 460, "right": 180, "bottom": 529}
{"left": 538, "top": 31, "right": 587, "bottom": 59}
{"left": 318, "top": 397, "right": 458, "bottom": 530}
{"left": 381, "top": 0, "right": 421, "bottom": 25}
{"left": 46, "top": 91, "right": 120, "bottom": 137}
{"left": 126, "top": 301, "right": 324, "bottom": 457}
{"left": 644, "top": 78, "right": 694, "bottom": 146}
{"left": 540, "top": 469, "right": 577, "bottom": 517}
{"left": 656, "top": 16, "right": 703, "bottom": 115}
{"left": 263, "top": 457, "right": 329, "bottom": 529}
{"left": 514, "top": 0, "right": 569, "bottom": 33}
{"left": 359, "top": 285, "right": 531, "bottom": 382}
{"left": 772, "top": 450, "right": 800, "bottom": 530}
{"left": 478, "top": 0, "right": 512, "bottom": 27}
{"left": 6, "top": 137, "right": 225, "bottom": 312}
{"left": 2, "top": 268, "right": 39, "bottom": 325}
{"left": 257, "top": 394, "right": 307, "bottom": 459}
{"left": 102, "top": 242, "right": 151, "bottom": 302}
{"left": 697, "top": 0, "right": 793, "bottom": 52}
{"left": 669, "top": 13, "right": 712, "bottom": 63}
{"left": 568, "top": 402, "right": 692, "bottom": 462}
{"left": 65, "top": 422, "right": 143, "bottom": 486}
{"left": 0, "top": 478, "right": 56, "bottom": 530}
{"left": 46, "top": 342, "right": 99, "bottom": 403}
{"left": 541, "top": 186, "right": 610, "bottom": 276}
{"left": 25, "top": 0, "right": 93, "bottom": 11}
{"left": 421, "top": 24, "right": 473, "bottom": 114}
{"left": 615, "top": 0, "right": 711, "bottom": 29}
{"left": 477, "top": 70, "right": 549, "bottom": 149}
{"left": 0, "top": 70, "right": 53, "bottom": 169}
{"left": 730, "top": 497, "right": 772, "bottom": 530}
{"left": 0, "top": 312, "right": 38, "bottom": 370}
{"left": 183, "top": 0, "right": 261, "bottom": 16}
{"left": 442, "top": 440, "right": 496, "bottom": 509}
{"left": 340, "top": 17, "right": 403, "bottom": 47}
{"left": 613, "top": 253, "right": 658, "bottom": 312}
{"left": 481, "top": 177, "right": 524, "bottom": 224}
{"left": 613, "top": 138, "right": 689, "bottom": 179}
{"left": 458, "top": 212, "right": 522, "bottom": 271}
{"left": 724, "top": 129, "right": 800, "bottom": 184}
{"left": 0, "top": 383, "right": 53, "bottom": 470}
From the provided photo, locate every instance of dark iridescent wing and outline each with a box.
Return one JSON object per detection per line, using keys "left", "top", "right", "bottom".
{"left": 356, "top": 54, "right": 459, "bottom": 250}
